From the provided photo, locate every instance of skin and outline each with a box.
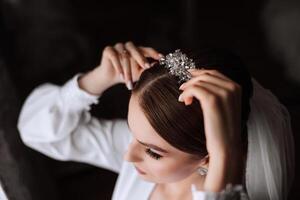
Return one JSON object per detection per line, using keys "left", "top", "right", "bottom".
{"left": 78, "top": 41, "right": 245, "bottom": 198}
{"left": 179, "top": 69, "right": 245, "bottom": 192}
{"left": 125, "top": 93, "right": 208, "bottom": 199}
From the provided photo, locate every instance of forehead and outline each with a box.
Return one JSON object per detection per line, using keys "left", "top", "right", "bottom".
{"left": 127, "top": 95, "right": 172, "bottom": 150}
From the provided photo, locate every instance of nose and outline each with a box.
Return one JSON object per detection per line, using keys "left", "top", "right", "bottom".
{"left": 123, "top": 139, "right": 143, "bottom": 162}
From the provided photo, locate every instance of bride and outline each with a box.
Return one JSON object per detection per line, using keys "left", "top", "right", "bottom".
{"left": 17, "top": 41, "right": 295, "bottom": 200}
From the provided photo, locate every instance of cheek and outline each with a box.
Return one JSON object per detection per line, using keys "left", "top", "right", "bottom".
{"left": 147, "top": 158, "right": 196, "bottom": 183}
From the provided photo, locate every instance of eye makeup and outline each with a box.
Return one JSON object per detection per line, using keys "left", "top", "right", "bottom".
{"left": 145, "top": 148, "right": 162, "bottom": 160}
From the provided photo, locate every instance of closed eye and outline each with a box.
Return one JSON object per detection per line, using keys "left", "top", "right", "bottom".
{"left": 145, "top": 148, "right": 162, "bottom": 160}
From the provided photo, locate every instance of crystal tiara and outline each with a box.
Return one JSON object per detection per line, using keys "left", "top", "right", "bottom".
{"left": 159, "top": 49, "right": 196, "bottom": 84}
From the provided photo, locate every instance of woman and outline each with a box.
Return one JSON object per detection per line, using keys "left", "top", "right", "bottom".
{"left": 17, "top": 42, "right": 294, "bottom": 200}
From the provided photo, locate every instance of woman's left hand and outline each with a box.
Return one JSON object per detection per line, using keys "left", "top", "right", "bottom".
{"left": 178, "top": 69, "right": 244, "bottom": 192}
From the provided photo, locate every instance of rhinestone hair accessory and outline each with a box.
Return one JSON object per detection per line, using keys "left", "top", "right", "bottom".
{"left": 159, "top": 49, "right": 196, "bottom": 84}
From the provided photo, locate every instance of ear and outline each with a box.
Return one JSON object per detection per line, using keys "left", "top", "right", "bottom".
{"left": 199, "top": 154, "right": 209, "bottom": 168}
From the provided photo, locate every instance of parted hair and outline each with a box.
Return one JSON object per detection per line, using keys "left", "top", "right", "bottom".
{"left": 132, "top": 49, "right": 253, "bottom": 159}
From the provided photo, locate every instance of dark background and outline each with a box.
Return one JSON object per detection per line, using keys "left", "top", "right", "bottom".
{"left": 0, "top": 0, "right": 299, "bottom": 199}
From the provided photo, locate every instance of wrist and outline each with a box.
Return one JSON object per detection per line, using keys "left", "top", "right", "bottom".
{"left": 78, "top": 67, "right": 114, "bottom": 96}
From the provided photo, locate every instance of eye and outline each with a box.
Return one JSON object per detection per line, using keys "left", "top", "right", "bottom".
{"left": 145, "top": 148, "right": 162, "bottom": 160}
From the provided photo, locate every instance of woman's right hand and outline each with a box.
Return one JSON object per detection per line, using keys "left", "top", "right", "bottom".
{"left": 78, "top": 41, "right": 162, "bottom": 95}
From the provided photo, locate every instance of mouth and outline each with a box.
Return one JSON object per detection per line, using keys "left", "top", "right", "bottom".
{"left": 134, "top": 166, "right": 146, "bottom": 175}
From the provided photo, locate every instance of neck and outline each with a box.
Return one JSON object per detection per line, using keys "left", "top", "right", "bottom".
{"left": 159, "top": 172, "right": 206, "bottom": 196}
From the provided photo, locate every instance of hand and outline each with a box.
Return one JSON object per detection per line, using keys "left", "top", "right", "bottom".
{"left": 98, "top": 41, "right": 162, "bottom": 89}
{"left": 78, "top": 41, "right": 162, "bottom": 95}
{"left": 178, "top": 69, "right": 243, "bottom": 192}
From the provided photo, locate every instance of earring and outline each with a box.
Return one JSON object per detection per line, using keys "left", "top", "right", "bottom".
{"left": 197, "top": 167, "right": 208, "bottom": 176}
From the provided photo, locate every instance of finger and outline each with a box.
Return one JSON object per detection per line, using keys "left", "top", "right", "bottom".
{"left": 183, "top": 81, "right": 232, "bottom": 103}
{"left": 180, "top": 73, "right": 233, "bottom": 91}
{"left": 139, "top": 46, "right": 163, "bottom": 60}
{"left": 120, "top": 52, "right": 133, "bottom": 90}
{"left": 178, "top": 84, "right": 214, "bottom": 108}
{"left": 125, "top": 41, "right": 150, "bottom": 69}
{"left": 114, "top": 43, "right": 125, "bottom": 53}
{"left": 188, "top": 69, "right": 232, "bottom": 82}
{"left": 113, "top": 43, "right": 127, "bottom": 80}
{"left": 130, "top": 57, "right": 143, "bottom": 82}
{"left": 104, "top": 46, "right": 124, "bottom": 79}
{"left": 186, "top": 70, "right": 242, "bottom": 107}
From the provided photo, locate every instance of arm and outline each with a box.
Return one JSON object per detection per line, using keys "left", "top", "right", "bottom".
{"left": 17, "top": 42, "right": 161, "bottom": 173}
{"left": 17, "top": 72, "right": 131, "bottom": 173}
{"left": 179, "top": 69, "right": 247, "bottom": 198}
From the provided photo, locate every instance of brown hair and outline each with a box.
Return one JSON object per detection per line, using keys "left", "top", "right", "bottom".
{"left": 132, "top": 48, "right": 253, "bottom": 159}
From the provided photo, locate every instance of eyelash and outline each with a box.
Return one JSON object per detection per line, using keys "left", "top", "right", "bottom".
{"left": 145, "top": 148, "right": 162, "bottom": 160}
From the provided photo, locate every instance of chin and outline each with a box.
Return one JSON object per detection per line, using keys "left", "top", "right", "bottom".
{"left": 137, "top": 174, "right": 162, "bottom": 183}
{"left": 136, "top": 170, "right": 187, "bottom": 183}
{"left": 138, "top": 175, "right": 155, "bottom": 182}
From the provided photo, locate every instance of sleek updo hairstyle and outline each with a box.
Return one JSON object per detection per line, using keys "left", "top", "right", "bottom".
{"left": 131, "top": 49, "right": 253, "bottom": 159}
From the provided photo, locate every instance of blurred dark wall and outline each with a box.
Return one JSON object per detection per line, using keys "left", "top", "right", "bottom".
{"left": 263, "top": 0, "right": 300, "bottom": 84}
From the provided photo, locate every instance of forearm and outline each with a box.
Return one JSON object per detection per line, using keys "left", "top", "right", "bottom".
{"left": 204, "top": 148, "right": 244, "bottom": 192}
{"left": 78, "top": 67, "right": 114, "bottom": 96}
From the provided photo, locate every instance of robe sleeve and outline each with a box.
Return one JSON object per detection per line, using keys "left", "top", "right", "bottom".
{"left": 17, "top": 73, "right": 132, "bottom": 174}
{"left": 191, "top": 184, "right": 249, "bottom": 200}
{"left": 0, "top": 181, "right": 8, "bottom": 200}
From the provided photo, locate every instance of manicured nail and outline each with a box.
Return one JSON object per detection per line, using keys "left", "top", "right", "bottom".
{"left": 158, "top": 53, "right": 164, "bottom": 58}
{"left": 179, "top": 83, "right": 185, "bottom": 90}
{"left": 127, "top": 81, "right": 133, "bottom": 90}
{"left": 145, "top": 62, "right": 151, "bottom": 69}
{"left": 178, "top": 94, "right": 183, "bottom": 102}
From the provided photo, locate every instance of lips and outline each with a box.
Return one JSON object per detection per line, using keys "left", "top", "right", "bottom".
{"left": 135, "top": 166, "right": 146, "bottom": 175}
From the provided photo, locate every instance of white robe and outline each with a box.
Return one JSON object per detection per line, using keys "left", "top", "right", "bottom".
{"left": 17, "top": 74, "right": 248, "bottom": 200}
{"left": 0, "top": 181, "right": 8, "bottom": 200}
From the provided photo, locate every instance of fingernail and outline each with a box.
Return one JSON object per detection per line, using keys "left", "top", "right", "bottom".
{"left": 120, "top": 74, "right": 124, "bottom": 81}
{"left": 127, "top": 81, "right": 133, "bottom": 90}
{"left": 158, "top": 53, "right": 164, "bottom": 58}
{"left": 178, "top": 94, "right": 183, "bottom": 102}
{"left": 150, "top": 62, "right": 156, "bottom": 67}
{"left": 179, "top": 83, "right": 185, "bottom": 90}
{"left": 145, "top": 63, "right": 151, "bottom": 69}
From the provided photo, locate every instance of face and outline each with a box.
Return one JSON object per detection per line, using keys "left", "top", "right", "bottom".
{"left": 124, "top": 94, "right": 204, "bottom": 184}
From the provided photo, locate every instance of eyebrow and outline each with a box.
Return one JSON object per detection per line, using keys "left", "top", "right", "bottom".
{"left": 126, "top": 119, "right": 169, "bottom": 154}
{"left": 137, "top": 139, "right": 169, "bottom": 154}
